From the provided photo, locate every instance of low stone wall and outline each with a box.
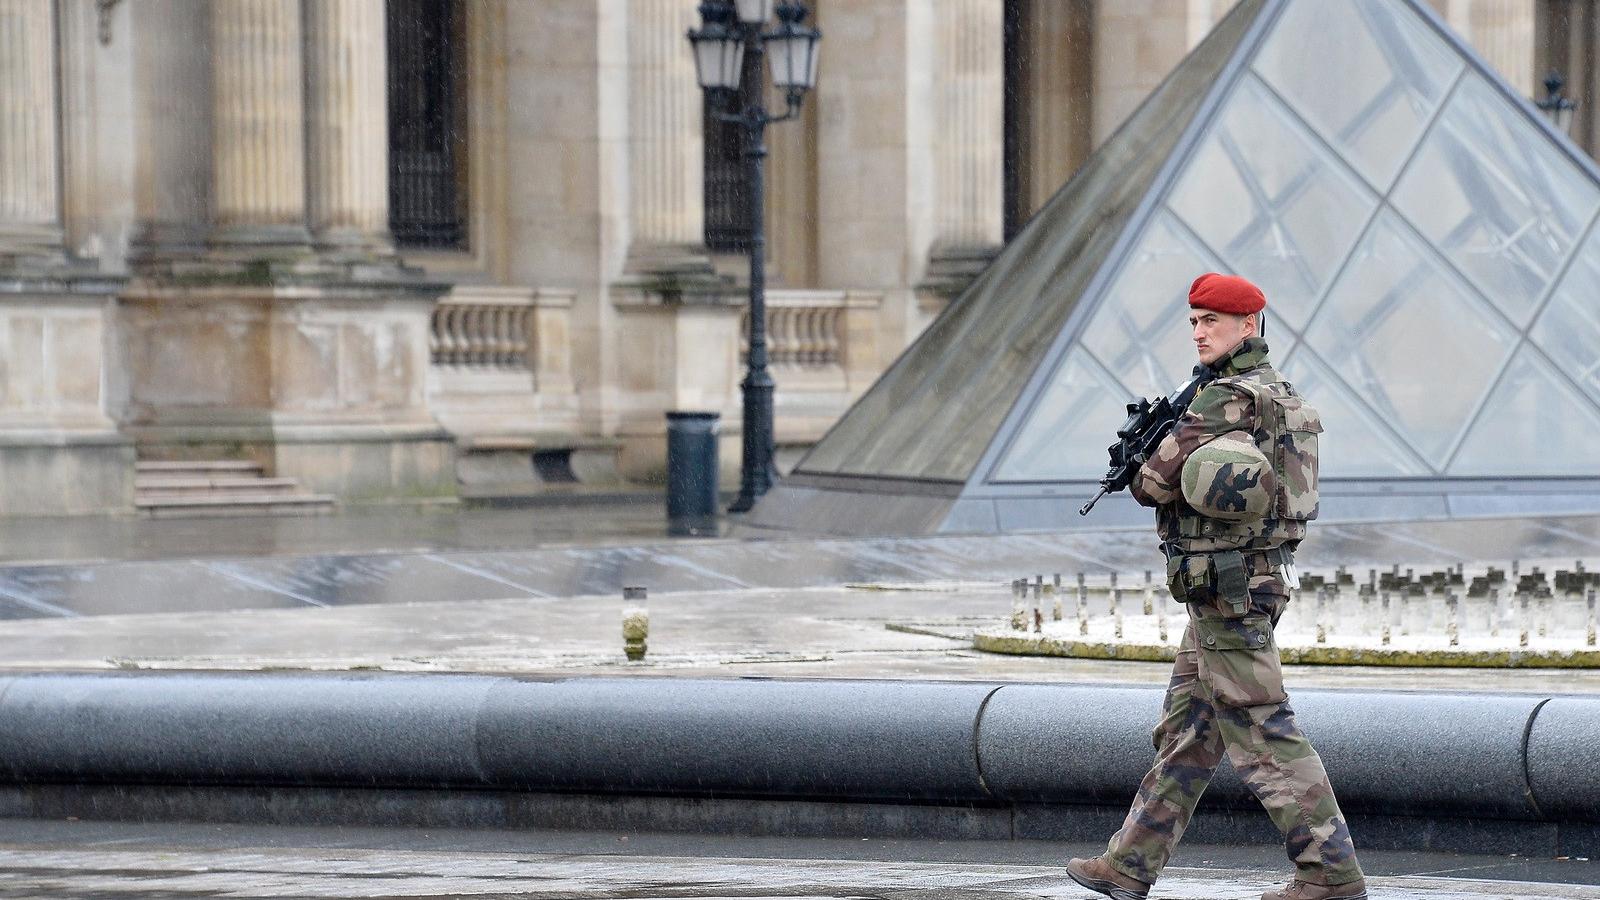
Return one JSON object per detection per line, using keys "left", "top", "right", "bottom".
{"left": 0, "top": 672, "right": 1592, "bottom": 854}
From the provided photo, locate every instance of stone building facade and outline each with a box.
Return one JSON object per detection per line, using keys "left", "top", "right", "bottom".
{"left": 0, "top": 0, "right": 1574, "bottom": 515}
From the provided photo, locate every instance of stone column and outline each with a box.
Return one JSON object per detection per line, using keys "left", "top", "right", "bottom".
{"left": 210, "top": 0, "right": 310, "bottom": 248}
{"left": 0, "top": 0, "right": 64, "bottom": 264}
{"left": 934, "top": 0, "right": 1003, "bottom": 249}
{"left": 0, "top": 0, "right": 134, "bottom": 516}
{"left": 921, "top": 0, "right": 1004, "bottom": 297}
{"left": 304, "top": 0, "right": 392, "bottom": 253}
{"left": 624, "top": 0, "right": 711, "bottom": 276}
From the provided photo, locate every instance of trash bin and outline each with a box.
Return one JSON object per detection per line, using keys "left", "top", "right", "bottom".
{"left": 665, "top": 411, "right": 720, "bottom": 536}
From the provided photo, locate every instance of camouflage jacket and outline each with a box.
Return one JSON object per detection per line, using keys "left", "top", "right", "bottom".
{"left": 1131, "top": 337, "right": 1312, "bottom": 554}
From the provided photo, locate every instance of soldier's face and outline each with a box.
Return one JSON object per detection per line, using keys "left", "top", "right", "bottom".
{"left": 1190, "top": 310, "right": 1255, "bottom": 366}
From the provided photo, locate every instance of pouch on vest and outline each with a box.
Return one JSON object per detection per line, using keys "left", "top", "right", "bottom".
{"left": 1213, "top": 549, "right": 1250, "bottom": 617}
{"left": 1269, "top": 393, "right": 1322, "bottom": 522}
{"left": 1239, "top": 379, "right": 1322, "bottom": 524}
{"left": 1167, "top": 554, "right": 1215, "bottom": 603}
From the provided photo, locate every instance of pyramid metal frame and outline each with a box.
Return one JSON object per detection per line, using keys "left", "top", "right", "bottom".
{"left": 752, "top": 0, "right": 1600, "bottom": 536}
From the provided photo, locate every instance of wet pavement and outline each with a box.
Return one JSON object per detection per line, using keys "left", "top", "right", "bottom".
{"left": 5, "top": 581, "right": 1600, "bottom": 694}
{"left": 2, "top": 509, "right": 1599, "bottom": 621}
{"left": 2, "top": 508, "right": 1598, "bottom": 690}
{"left": 0, "top": 497, "right": 682, "bottom": 567}
{"left": 0, "top": 819, "right": 1594, "bottom": 898}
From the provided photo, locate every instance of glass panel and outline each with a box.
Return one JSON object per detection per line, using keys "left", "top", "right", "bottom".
{"left": 797, "top": 0, "right": 1268, "bottom": 481}
{"left": 993, "top": 352, "right": 1131, "bottom": 482}
{"left": 1081, "top": 212, "right": 1220, "bottom": 400}
{"left": 1449, "top": 347, "right": 1600, "bottom": 475}
{"left": 1532, "top": 226, "right": 1600, "bottom": 400}
{"left": 1279, "top": 348, "right": 1432, "bottom": 476}
{"left": 1305, "top": 212, "right": 1516, "bottom": 464}
{"left": 1169, "top": 76, "right": 1377, "bottom": 330}
{"left": 1393, "top": 74, "right": 1600, "bottom": 327}
{"left": 1254, "top": 0, "right": 1460, "bottom": 191}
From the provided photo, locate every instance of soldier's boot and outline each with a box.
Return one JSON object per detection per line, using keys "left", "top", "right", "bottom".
{"left": 1260, "top": 877, "right": 1368, "bottom": 900}
{"left": 1065, "top": 857, "right": 1150, "bottom": 900}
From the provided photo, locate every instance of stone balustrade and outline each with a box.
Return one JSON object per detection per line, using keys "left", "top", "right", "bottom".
{"left": 744, "top": 300, "right": 841, "bottom": 368}
{"left": 425, "top": 285, "right": 579, "bottom": 442}
{"left": 431, "top": 293, "right": 534, "bottom": 369}
{"left": 740, "top": 289, "right": 887, "bottom": 450}
{"left": 741, "top": 290, "right": 882, "bottom": 373}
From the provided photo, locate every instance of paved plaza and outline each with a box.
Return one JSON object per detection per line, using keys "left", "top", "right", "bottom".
{"left": 0, "top": 503, "right": 1594, "bottom": 691}
{"left": 0, "top": 820, "right": 1594, "bottom": 899}
{"left": 2, "top": 503, "right": 1599, "bottom": 895}
{"left": 6, "top": 580, "right": 1600, "bottom": 696}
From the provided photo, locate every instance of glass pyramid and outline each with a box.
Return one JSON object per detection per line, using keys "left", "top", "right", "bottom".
{"left": 754, "top": 0, "right": 1600, "bottom": 536}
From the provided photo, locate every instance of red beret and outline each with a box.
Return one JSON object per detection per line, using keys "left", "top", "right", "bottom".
{"left": 1188, "top": 273, "right": 1266, "bottom": 315}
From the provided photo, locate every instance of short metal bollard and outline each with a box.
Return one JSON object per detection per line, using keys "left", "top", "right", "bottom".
{"left": 665, "top": 411, "right": 720, "bottom": 536}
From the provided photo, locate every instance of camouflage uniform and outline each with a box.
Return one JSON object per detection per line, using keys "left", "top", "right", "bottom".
{"left": 1102, "top": 336, "right": 1364, "bottom": 889}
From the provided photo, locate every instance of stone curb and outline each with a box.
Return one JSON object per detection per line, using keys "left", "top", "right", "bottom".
{"left": 0, "top": 672, "right": 1592, "bottom": 828}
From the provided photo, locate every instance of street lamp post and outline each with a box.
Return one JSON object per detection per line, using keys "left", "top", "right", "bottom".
{"left": 1536, "top": 70, "right": 1578, "bottom": 137}
{"left": 687, "top": 1, "right": 821, "bottom": 513}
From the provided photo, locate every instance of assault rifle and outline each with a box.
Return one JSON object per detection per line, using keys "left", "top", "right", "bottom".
{"left": 1079, "top": 367, "right": 1215, "bottom": 516}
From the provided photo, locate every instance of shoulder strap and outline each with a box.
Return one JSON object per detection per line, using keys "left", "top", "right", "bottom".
{"left": 1213, "top": 374, "right": 1277, "bottom": 434}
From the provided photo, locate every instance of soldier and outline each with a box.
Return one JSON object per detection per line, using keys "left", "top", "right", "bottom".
{"left": 1066, "top": 274, "right": 1367, "bottom": 900}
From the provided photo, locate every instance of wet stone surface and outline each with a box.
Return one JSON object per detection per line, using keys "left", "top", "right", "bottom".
{"left": 0, "top": 835, "right": 1596, "bottom": 899}
{"left": 5, "top": 582, "right": 1600, "bottom": 693}
{"left": 2, "top": 511, "right": 1600, "bottom": 621}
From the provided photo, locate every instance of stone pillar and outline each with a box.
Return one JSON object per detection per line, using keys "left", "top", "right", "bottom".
{"left": 624, "top": 0, "right": 711, "bottom": 276}
{"left": 1092, "top": 1, "right": 1189, "bottom": 145}
{"left": 934, "top": 0, "right": 1003, "bottom": 249}
{"left": 0, "top": 0, "right": 135, "bottom": 515}
{"left": 920, "top": 0, "right": 1004, "bottom": 298}
{"left": 304, "top": 0, "right": 392, "bottom": 253}
{"left": 0, "top": 0, "right": 64, "bottom": 264}
{"left": 612, "top": 293, "right": 745, "bottom": 483}
{"left": 210, "top": 0, "right": 310, "bottom": 248}
{"left": 121, "top": 0, "right": 454, "bottom": 507}
{"left": 128, "top": 0, "right": 213, "bottom": 262}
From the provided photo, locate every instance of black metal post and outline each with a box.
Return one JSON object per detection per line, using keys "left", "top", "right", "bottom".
{"left": 728, "top": 31, "right": 776, "bottom": 513}
{"left": 729, "top": 123, "right": 776, "bottom": 511}
{"left": 696, "top": 5, "right": 811, "bottom": 514}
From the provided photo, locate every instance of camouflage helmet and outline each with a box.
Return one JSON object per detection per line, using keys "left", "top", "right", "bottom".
{"left": 1181, "top": 430, "right": 1277, "bottom": 521}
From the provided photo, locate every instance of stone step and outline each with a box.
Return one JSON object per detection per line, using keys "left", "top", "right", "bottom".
{"left": 135, "top": 476, "right": 302, "bottom": 496}
{"left": 133, "top": 459, "right": 334, "bottom": 517}
{"left": 135, "top": 491, "right": 337, "bottom": 518}
{"left": 135, "top": 460, "right": 266, "bottom": 477}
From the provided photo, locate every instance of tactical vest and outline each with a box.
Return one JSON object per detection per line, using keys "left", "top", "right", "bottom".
{"left": 1172, "top": 368, "right": 1322, "bottom": 551}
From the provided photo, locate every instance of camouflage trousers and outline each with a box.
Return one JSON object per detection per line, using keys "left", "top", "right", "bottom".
{"left": 1103, "top": 591, "right": 1364, "bottom": 887}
